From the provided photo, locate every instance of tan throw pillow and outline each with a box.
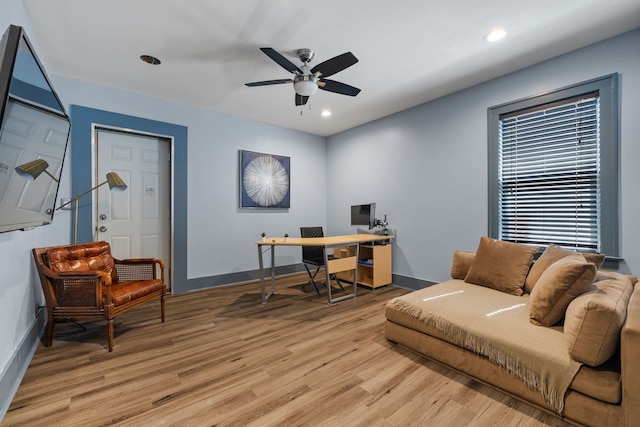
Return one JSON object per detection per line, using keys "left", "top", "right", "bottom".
{"left": 583, "top": 253, "right": 606, "bottom": 270}
{"left": 525, "top": 244, "right": 574, "bottom": 294}
{"left": 464, "top": 237, "right": 536, "bottom": 296}
{"left": 525, "top": 244, "right": 605, "bottom": 294}
{"left": 529, "top": 254, "right": 596, "bottom": 326}
{"left": 450, "top": 251, "right": 475, "bottom": 280}
{"left": 565, "top": 272, "right": 633, "bottom": 366}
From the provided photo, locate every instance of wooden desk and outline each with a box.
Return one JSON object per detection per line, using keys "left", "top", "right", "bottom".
{"left": 256, "top": 234, "right": 393, "bottom": 304}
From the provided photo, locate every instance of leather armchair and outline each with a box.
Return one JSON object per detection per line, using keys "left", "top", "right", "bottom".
{"left": 32, "top": 241, "right": 166, "bottom": 352}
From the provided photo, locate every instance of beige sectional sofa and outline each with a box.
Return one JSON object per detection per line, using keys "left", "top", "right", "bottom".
{"left": 385, "top": 238, "right": 640, "bottom": 427}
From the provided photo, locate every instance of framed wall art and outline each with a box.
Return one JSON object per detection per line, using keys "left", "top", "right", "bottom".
{"left": 240, "top": 150, "right": 290, "bottom": 208}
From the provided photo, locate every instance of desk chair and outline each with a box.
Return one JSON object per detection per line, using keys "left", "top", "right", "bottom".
{"left": 300, "top": 226, "right": 346, "bottom": 295}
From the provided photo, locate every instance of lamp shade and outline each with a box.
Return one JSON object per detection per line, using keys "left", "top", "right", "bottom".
{"left": 294, "top": 78, "right": 318, "bottom": 96}
{"left": 106, "top": 172, "right": 127, "bottom": 192}
{"left": 15, "top": 159, "right": 50, "bottom": 181}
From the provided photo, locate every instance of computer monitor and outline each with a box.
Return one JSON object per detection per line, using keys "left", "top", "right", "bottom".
{"left": 350, "top": 203, "right": 376, "bottom": 229}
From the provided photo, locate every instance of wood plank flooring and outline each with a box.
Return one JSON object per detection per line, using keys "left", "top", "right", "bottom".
{"left": 4, "top": 273, "right": 572, "bottom": 426}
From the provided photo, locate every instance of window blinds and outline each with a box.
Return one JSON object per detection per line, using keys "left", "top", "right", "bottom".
{"left": 498, "top": 94, "right": 600, "bottom": 252}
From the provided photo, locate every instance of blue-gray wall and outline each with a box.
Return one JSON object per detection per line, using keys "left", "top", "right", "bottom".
{"left": 326, "top": 29, "right": 640, "bottom": 285}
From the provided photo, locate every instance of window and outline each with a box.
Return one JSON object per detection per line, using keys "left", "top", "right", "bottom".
{"left": 488, "top": 74, "right": 619, "bottom": 256}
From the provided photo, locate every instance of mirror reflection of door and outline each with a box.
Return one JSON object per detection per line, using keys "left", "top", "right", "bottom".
{"left": 95, "top": 128, "right": 172, "bottom": 291}
{"left": 0, "top": 25, "right": 71, "bottom": 233}
{"left": 0, "top": 100, "right": 66, "bottom": 223}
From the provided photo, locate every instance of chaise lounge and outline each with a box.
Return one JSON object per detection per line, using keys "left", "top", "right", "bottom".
{"left": 385, "top": 237, "right": 640, "bottom": 427}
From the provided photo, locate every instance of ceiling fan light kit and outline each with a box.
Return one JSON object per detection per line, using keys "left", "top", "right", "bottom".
{"left": 245, "top": 47, "right": 360, "bottom": 106}
{"left": 294, "top": 74, "right": 318, "bottom": 96}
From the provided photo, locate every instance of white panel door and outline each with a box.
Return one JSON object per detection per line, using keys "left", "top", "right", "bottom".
{"left": 96, "top": 129, "right": 171, "bottom": 288}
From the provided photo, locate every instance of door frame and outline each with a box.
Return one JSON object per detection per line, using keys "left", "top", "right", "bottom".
{"left": 69, "top": 105, "right": 188, "bottom": 293}
{"left": 92, "top": 125, "right": 173, "bottom": 291}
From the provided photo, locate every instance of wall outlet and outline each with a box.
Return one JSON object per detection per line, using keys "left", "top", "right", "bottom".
{"left": 60, "top": 198, "right": 72, "bottom": 210}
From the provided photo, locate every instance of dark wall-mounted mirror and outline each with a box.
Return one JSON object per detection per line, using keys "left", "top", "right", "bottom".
{"left": 0, "top": 25, "right": 71, "bottom": 233}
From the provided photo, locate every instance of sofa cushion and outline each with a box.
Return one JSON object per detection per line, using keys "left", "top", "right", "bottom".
{"left": 385, "top": 279, "right": 581, "bottom": 413}
{"left": 108, "top": 280, "right": 166, "bottom": 306}
{"left": 570, "top": 359, "right": 622, "bottom": 404}
{"left": 564, "top": 272, "right": 634, "bottom": 366}
{"left": 525, "top": 244, "right": 605, "bottom": 294}
{"left": 529, "top": 254, "right": 596, "bottom": 327}
{"left": 47, "top": 241, "right": 118, "bottom": 283}
{"left": 450, "top": 251, "right": 475, "bottom": 280}
{"left": 464, "top": 237, "right": 536, "bottom": 296}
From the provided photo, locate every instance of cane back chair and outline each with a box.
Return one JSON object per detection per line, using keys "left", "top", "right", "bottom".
{"left": 32, "top": 241, "right": 166, "bottom": 352}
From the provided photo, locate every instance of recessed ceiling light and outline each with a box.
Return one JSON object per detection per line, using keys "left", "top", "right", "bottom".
{"left": 321, "top": 110, "right": 331, "bottom": 117}
{"left": 140, "top": 55, "right": 161, "bottom": 65}
{"left": 484, "top": 29, "right": 506, "bottom": 43}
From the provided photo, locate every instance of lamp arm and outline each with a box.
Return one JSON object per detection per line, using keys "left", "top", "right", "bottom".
{"left": 43, "top": 170, "right": 59, "bottom": 182}
{"left": 56, "top": 180, "right": 108, "bottom": 210}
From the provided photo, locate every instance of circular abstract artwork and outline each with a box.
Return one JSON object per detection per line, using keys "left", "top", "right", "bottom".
{"left": 241, "top": 152, "right": 290, "bottom": 208}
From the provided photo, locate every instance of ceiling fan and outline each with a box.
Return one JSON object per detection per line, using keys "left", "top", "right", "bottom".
{"left": 245, "top": 48, "right": 361, "bottom": 106}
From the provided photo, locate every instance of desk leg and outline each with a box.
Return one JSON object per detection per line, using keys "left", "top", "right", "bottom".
{"left": 258, "top": 245, "right": 266, "bottom": 303}
{"left": 270, "top": 245, "right": 276, "bottom": 297}
{"left": 325, "top": 244, "right": 358, "bottom": 305}
{"left": 258, "top": 245, "right": 276, "bottom": 304}
{"left": 326, "top": 246, "right": 333, "bottom": 304}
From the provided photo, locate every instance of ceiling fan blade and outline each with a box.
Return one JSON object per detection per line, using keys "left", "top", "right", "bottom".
{"left": 245, "top": 79, "right": 293, "bottom": 87}
{"left": 318, "top": 79, "right": 361, "bottom": 96}
{"left": 311, "top": 52, "right": 358, "bottom": 78}
{"left": 295, "top": 94, "right": 309, "bottom": 106}
{"left": 260, "top": 47, "right": 302, "bottom": 74}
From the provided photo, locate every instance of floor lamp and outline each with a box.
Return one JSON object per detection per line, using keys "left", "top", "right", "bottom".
{"left": 57, "top": 172, "right": 127, "bottom": 244}
{"left": 16, "top": 159, "right": 128, "bottom": 244}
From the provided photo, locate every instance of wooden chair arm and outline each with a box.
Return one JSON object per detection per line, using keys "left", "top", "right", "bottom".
{"left": 113, "top": 258, "right": 164, "bottom": 268}
{"left": 39, "top": 263, "right": 111, "bottom": 284}
{"left": 38, "top": 268, "right": 110, "bottom": 308}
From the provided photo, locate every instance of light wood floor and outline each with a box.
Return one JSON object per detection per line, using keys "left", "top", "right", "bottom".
{"left": 5, "top": 273, "right": 572, "bottom": 427}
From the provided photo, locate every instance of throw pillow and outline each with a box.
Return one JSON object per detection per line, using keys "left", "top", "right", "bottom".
{"left": 529, "top": 254, "right": 596, "bottom": 326}
{"left": 464, "top": 237, "right": 536, "bottom": 296}
{"left": 525, "top": 244, "right": 605, "bottom": 294}
{"left": 583, "top": 252, "right": 606, "bottom": 270}
{"left": 450, "top": 251, "right": 475, "bottom": 280}
{"left": 525, "top": 244, "right": 574, "bottom": 294}
{"left": 564, "top": 272, "right": 634, "bottom": 366}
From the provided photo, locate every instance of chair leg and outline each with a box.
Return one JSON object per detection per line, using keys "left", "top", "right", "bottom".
{"left": 330, "top": 274, "right": 346, "bottom": 292}
{"left": 302, "top": 264, "right": 321, "bottom": 295}
{"left": 160, "top": 294, "right": 166, "bottom": 322}
{"left": 43, "top": 316, "right": 55, "bottom": 347}
{"left": 107, "top": 319, "right": 114, "bottom": 352}
{"left": 310, "top": 267, "right": 323, "bottom": 294}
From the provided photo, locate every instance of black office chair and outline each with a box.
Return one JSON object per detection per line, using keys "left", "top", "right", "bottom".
{"left": 300, "top": 226, "right": 345, "bottom": 296}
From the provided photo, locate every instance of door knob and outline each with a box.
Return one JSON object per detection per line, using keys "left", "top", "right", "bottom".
{"left": 99, "top": 226, "right": 108, "bottom": 232}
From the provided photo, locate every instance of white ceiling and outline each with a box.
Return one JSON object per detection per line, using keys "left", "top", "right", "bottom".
{"left": 22, "top": 0, "right": 640, "bottom": 137}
